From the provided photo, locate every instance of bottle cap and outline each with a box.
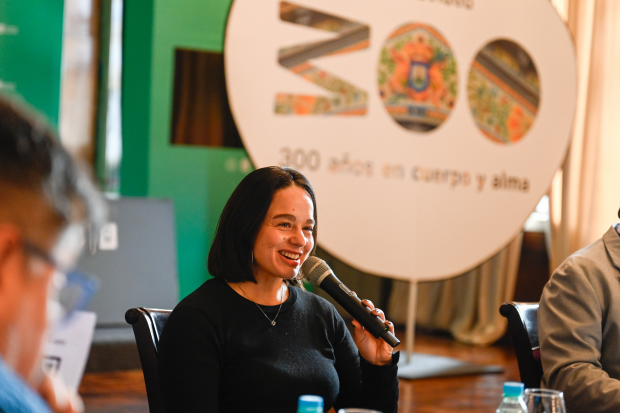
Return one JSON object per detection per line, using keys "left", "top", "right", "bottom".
{"left": 298, "top": 395, "right": 324, "bottom": 412}
{"left": 503, "top": 382, "right": 525, "bottom": 398}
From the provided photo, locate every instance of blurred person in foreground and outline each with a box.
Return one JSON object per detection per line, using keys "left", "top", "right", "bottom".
{"left": 0, "top": 96, "right": 106, "bottom": 412}
{"left": 158, "top": 166, "right": 399, "bottom": 413}
{"left": 539, "top": 213, "right": 620, "bottom": 413}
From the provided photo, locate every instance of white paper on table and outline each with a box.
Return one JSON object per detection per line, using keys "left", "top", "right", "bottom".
{"left": 42, "top": 311, "right": 97, "bottom": 392}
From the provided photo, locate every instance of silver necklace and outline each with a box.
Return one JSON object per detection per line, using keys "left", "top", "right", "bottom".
{"left": 238, "top": 283, "right": 284, "bottom": 326}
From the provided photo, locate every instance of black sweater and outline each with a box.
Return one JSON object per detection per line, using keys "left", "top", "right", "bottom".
{"left": 158, "top": 278, "right": 399, "bottom": 413}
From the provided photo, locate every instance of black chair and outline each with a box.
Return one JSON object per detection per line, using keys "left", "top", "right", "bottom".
{"left": 499, "top": 302, "right": 543, "bottom": 389}
{"left": 125, "top": 307, "right": 172, "bottom": 413}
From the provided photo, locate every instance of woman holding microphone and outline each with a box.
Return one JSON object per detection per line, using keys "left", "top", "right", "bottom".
{"left": 158, "top": 166, "right": 399, "bottom": 413}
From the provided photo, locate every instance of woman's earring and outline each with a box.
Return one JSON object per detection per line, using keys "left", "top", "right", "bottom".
{"left": 251, "top": 250, "right": 254, "bottom": 263}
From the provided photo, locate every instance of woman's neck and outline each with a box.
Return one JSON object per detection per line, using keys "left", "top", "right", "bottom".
{"left": 229, "top": 277, "right": 288, "bottom": 306}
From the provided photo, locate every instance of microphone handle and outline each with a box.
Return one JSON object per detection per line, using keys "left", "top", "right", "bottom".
{"left": 319, "top": 275, "right": 401, "bottom": 348}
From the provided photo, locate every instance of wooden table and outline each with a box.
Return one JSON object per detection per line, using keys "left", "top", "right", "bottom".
{"left": 79, "top": 331, "right": 519, "bottom": 413}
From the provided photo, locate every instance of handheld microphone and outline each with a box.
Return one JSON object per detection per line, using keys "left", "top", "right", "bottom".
{"left": 302, "top": 256, "right": 400, "bottom": 348}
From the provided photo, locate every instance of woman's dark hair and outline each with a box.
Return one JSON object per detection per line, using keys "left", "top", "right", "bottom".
{"left": 208, "top": 166, "right": 317, "bottom": 287}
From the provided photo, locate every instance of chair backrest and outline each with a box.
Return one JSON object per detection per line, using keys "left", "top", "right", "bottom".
{"left": 125, "top": 307, "right": 172, "bottom": 413}
{"left": 499, "top": 302, "right": 542, "bottom": 389}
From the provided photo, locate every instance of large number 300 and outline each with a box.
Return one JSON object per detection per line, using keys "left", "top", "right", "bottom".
{"left": 279, "top": 147, "right": 321, "bottom": 171}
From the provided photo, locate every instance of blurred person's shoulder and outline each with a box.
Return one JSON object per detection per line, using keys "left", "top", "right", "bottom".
{"left": 541, "top": 226, "right": 620, "bottom": 309}
{"left": 554, "top": 226, "right": 619, "bottom": 282}
{"left": 0, "top": 354, "right": 51, "bottom": 413}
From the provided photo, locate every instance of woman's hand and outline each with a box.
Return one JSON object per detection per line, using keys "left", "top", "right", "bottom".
{"left": 351, "top": 299, "right": 395, "bottom": 366}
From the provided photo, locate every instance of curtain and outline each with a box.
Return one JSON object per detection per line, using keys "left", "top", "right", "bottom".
{"left": 59, "top": 0, "right": 99, "bottom": 163}
{"left": 548, "top": 0, "right": 620, "bottom": 270}
{"left": 387, "top": 234, "right": 523, "bottom": 346}
{"left": 171, "top": 50, "right": 243, "bottom": 148}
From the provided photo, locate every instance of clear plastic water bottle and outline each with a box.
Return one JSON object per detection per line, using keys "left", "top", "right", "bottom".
{"left": 298, "top": 395, "right": 324, "bottom": 413}
{"left": 496, "top": 382, "right": 528, "bottom": 413}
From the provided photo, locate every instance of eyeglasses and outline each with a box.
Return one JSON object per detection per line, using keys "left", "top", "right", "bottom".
{"left": 22, "top": 240, "right": 100, "bottom": 323}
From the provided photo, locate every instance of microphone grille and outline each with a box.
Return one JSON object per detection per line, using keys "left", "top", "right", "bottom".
{"left": 302, "top": 256, "right": 331, "bottom": 285}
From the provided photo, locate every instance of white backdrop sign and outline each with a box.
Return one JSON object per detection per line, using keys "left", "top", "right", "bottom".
{"left": 225, "top": 0, "right": 577, "bottom": 281}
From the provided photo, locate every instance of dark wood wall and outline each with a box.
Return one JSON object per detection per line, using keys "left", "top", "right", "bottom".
{"left": 513, "top": 231, "right": 550, "bottom": 303}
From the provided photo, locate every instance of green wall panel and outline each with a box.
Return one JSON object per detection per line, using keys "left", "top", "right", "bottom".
{"left": 148, "top": 148, "right": 251, "bottom": 298}
{"left": 121, "top": 0, "right": 154, "bottom": 196}
{"left": 123, "top": 0, "right": 252, "bottom": 299}
{"left": 0, "top": 0, "right": 64, "bottom": 126}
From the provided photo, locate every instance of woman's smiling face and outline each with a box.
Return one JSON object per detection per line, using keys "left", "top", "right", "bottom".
{"left": 252, "top": 185, "right": 315, "bottom": 283}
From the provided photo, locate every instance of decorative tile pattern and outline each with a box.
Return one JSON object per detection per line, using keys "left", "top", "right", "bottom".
{"left": 467, "top": 39, "right": 540, "bottom": 145}
{"left": 378, "top": 22, "right": 458, "bottom": 132}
